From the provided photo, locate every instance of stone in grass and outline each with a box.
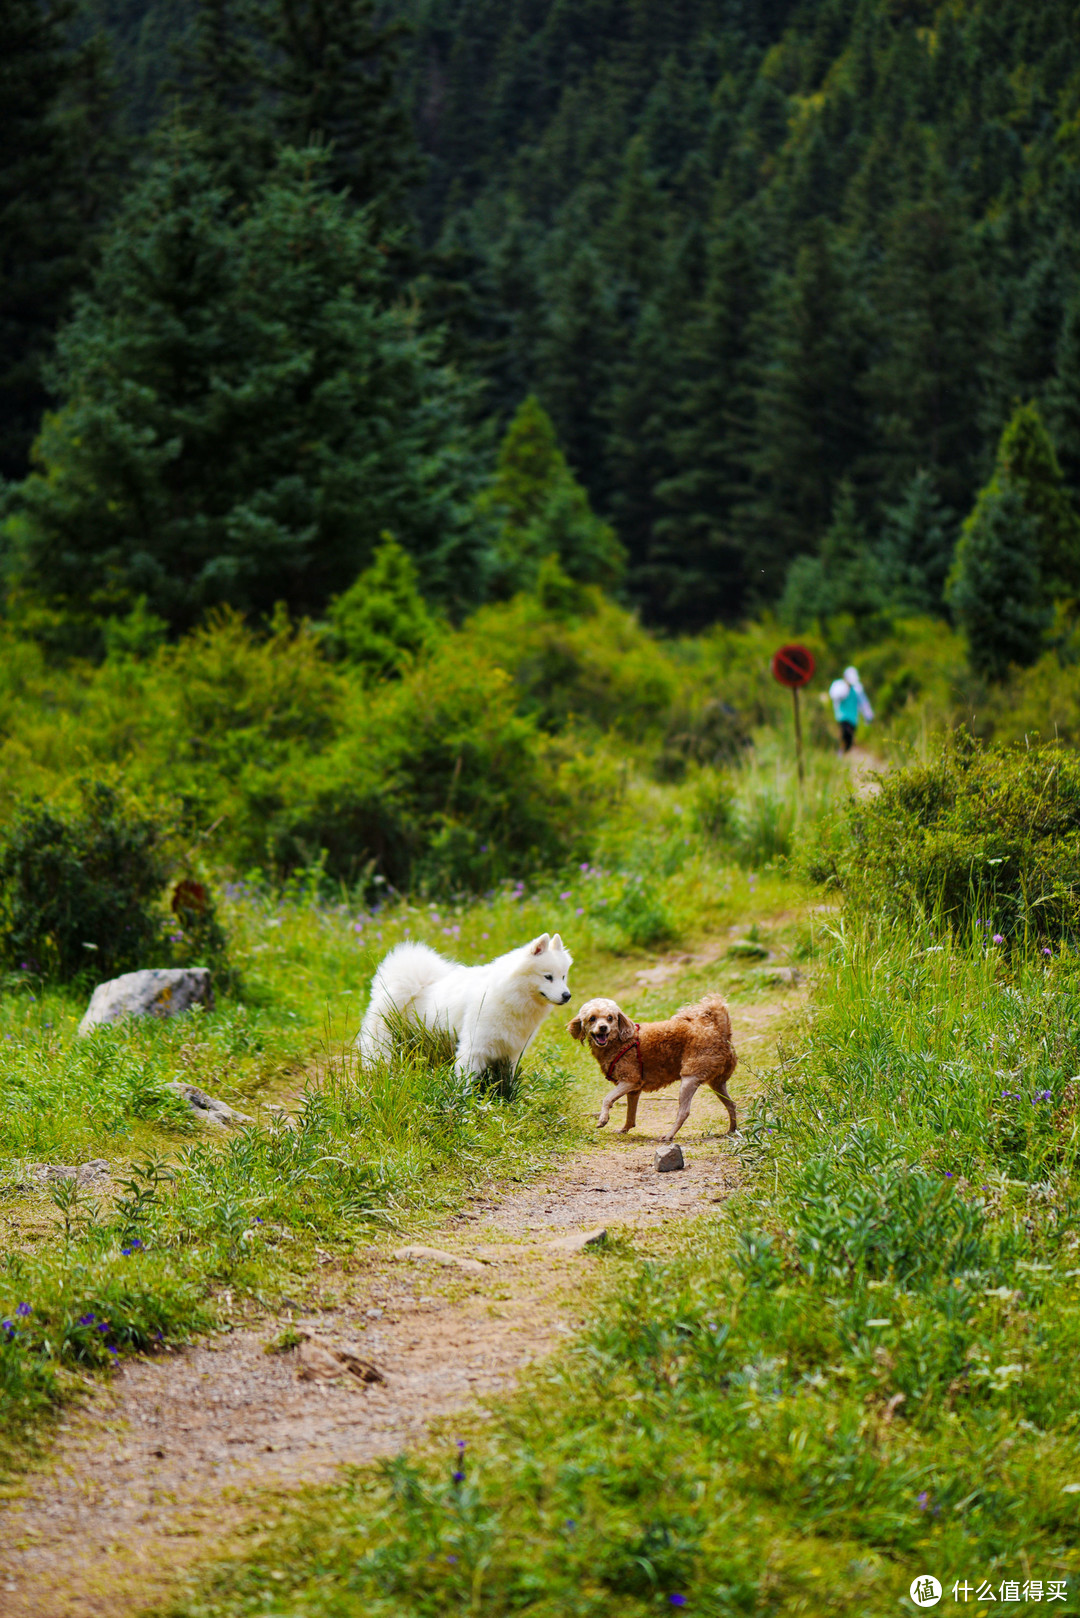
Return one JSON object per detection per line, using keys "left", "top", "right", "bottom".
{"left": 294, "top": 1330, "right": 384, "bottom": 1386}
{"left": 164, "top": 1081, "right": 253, "bottom": 1128}
{"left": 765, "top": 965, "right": 802, "bottom": 987}
{"left": 655, "top": 1143, "right": 685, "bottom": 1173}
{"left": 392, "top": 1244, "right": 487, "bottom": 1274}
{"left": 30, "top": 1159, "right": 111, "bottom": 1187}
{"left": 78, "top": 967, "right": 214, "bottom": 1036}
{"left": 546, "top": 1226, "right": 607, "bottom": 1254}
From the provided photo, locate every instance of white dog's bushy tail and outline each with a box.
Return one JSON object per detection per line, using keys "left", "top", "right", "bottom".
{"left": 358, "top": 942, "right": 450, "bottom": 1064}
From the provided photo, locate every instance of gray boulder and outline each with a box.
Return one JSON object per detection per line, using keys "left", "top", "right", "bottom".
{"left": 655, "top": 1143, "right": 685, "bottom": 1173}
{"left": 163, "top": 1081, "right": 253, "bottom": 1128}
{"left": 78, "top": 968, "right": 213, "bottom": 1035}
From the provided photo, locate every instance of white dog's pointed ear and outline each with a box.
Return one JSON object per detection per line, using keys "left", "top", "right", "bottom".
{"left": 530, "top": 933, "right": 551, "bottom": 956}
{"left": 550, "top": 932, "right": 563, "bottom": 951}
{"left": 567, "top": 1013, "right": 585, "bottom": 1041}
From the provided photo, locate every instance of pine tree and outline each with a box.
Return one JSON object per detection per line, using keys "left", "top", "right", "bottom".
{"left": 995, "top": 399, "right": 1080, "bottom": 592}
{"left": 651, "top": 219, "right": 761, "bottom": 625}
{"left": 8, "top": 133, "right": 486, "bottom": 644}
{"left": 946, "top": 401, "right": 1077, "bottom": 677}
{"left": 1047, "top": 291, "right": 1080, "bottom": 495}
{"left": 268, "top": 0, "right": 418, "bottom": 226}
{"left": 779, "top": 479, "right": 888, "bottom": 627}
{"left": 477, "top": 395, "right": 624, "bottom": 596}
{"left": 863, "top": 187, "right": 990, "bottom": 514}
{"left": 876, "top": 469, "right": 956, "bottom": 616}
{"left": 0, "top": 0, "right": 122, "bottom": 481}
{"left": 325, "top": 534, "right": 437, "bottom": 680}
{"left": 743, "top": 221, "right": 869, "bottom": 594}
{"left": 175, "top": 0, "right": 272, "bottom": 195}
{"left": 946, "top": 484, "right": 1048, "bottom": 680}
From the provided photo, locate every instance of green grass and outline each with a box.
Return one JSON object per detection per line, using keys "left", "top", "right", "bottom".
{"left": 160, "top": 913, "right": 1080, "bottom": 1617}
{"left": 0, "top": 750, "right": 832, "bottom": 1479}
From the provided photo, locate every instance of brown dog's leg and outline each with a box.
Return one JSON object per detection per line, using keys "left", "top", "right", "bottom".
{"left": 663, "top": 1072, "right": 705, "bottom": 1141}
{"left": 712, "top": 1080, "right": 738, "bottom": 1132}
{"left": 598, "top": 1079, "right": 638, "bottom": 1128}
{"left": 618, "top": 1089, "right": 641, "bottom": 1134}
{"left": 709, "top": 1078, "right": 738, "bottom": 1134}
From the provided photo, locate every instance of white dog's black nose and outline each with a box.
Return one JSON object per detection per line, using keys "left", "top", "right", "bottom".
{"left": 561, "top": 989, "right": 571, "bottom": 1003}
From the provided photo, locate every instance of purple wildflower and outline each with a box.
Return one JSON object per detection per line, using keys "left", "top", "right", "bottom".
{"left": 1035, "top": 1090, "right": 1053, "bottom": 1103}
{"left": 446, "top": 1555, "right": 458, "bottom": 1564}
{"left": 669, "top": 1598, "right": 687, "bottom": 1609}
{"left": 452, "top": 1470, "right": 465, "bottom": 1482}
{"left": 993, "top": 933, "right": 1005, "bottom": 945}
{"left": 917, "top": 1491, "right": 929, "bottom": 1511}
{"left": 945, "top": 1172, "right": 953, "bottom": 1178}
{"left": 559, "top": 891, "right": 571, "bottom": 901}
{"left": 121, "top": 1239, "right": 144, "bottom": 1256}
{"left": 1, "top": 1320, "right": 14, "bottom": 1339}
{"left": 1043, "top": 947, "right": 1053, "bottom": 957}
{"left": 16, "top": 1303, "right": 30, "bottom": 1317}
{"left": 96, "top": 1322, "right": 109, "bottom": 1334}
{"left": 575, "top": 906, "right": 584, "bottom": 916}
{"left": 456, "top": 1439, "right": 466, "bottom": 1451}
{"left": 78, "top": 1313, "right": 96, "bottom": 1327}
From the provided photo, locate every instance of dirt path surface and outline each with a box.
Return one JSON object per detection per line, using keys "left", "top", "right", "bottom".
{"left": 0, "top": 990, "right": 800, "bottom": 1618}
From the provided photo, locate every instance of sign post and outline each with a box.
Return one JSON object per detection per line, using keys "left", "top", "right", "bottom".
{"left": 770, "top": 644, "right": 816, "bottom": 788}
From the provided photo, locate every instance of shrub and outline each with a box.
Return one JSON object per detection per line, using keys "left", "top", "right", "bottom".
{"left": 0, "top": 783, "right": 172, "bottom": 981}
{"left": 324, "top": 536, "right": 439, "bottom": 680}
{"left": 815, "top": 736, "right": 1080, "bottom": 942}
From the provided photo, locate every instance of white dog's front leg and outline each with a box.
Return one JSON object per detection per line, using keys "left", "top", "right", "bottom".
{"left": 598, "top": 1079, "right": 637, "bottom": 1128}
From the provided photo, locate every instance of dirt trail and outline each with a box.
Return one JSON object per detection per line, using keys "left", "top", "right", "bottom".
{"left": 0, "top": 989, "right": 800, "bottom": 1618}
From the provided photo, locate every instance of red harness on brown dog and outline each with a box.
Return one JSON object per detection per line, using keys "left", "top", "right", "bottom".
{"left": 602, "top": 1024, "right": 642, "bottom": 1083}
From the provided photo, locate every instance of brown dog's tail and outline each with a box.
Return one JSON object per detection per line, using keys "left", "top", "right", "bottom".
{"left": 672, "top": 992, "right": 732, "bottom": 1036}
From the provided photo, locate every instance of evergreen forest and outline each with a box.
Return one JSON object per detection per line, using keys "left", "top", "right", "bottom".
{"left": 4, "top": 0, "right": 1080, "bottom": 637}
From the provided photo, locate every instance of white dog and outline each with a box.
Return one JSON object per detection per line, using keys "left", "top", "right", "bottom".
{"left": 358, "top": 932, "right": 573, "bottom": 1078}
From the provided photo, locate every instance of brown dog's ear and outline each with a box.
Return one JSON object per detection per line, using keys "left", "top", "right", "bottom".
{"left": 616, "top": 1010, "right": 636, "bottom": 1041}
{"left": 567, "top": 1014, "right": 585, "bottom": 1041}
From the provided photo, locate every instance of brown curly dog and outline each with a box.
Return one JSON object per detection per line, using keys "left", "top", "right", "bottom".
{"left": 568, "top": 993, "right": 737, "bottom": 1140}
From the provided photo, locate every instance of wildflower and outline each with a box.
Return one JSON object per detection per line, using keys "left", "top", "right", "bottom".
{"left": 559, "top": 891, "right": 571, "bottom": 901}
{"left": 944, "top": 1172, "right": 953, "bottom": 1178}
{"left": 452, "top": 1470, "right": 465, "bottom": 1482}
{"left": 456, "top": 1439, "right": 466, "bottom": 1451}
{"left": 1035, "top": 1090, "right": 1053, "bottom": 1103}
{"left": 16, "top": 1303, "right": 30, "bottom": 1317}
{"left": 254, "top": 1217, "right": 263, "bottom": 1224}
{"left": 1, "top": 1320, "right": 14, "bottom": 1339}
{"left": 993, "top": 934, "right": 1005, "bottom": 945}
{"left": 446, "top": 1555, "right": 458, "bottom": 1564}
{"left": 576, "top": 907, "right": 584, "bottom": 916}
{"left": 353, "top": 921, "right": 364, "bottom": 933}
{"left": 107, "top": 1347, "right": 118, "bottom": 1358}
{"left": 917, "top": 1491, "right": 929, "bottom": 1510}
{"left": 96, "top": 1322, "right": 109, "bottom": 1334}
{"left": 669, "top": 1597, "right": 687, "bottom": 1608}
{"left": 121, "top": 1238, "right": 144, "bottom": 1256}
{"left": 1043, "top": 947, "right": 1053, "bottom": 957}
{"left": 481, "top": 933, "right": 489, "bottom": 940}
{"left": 565, "top": 1520, "right": 576, "bottom": 1530}
{"left": 480, "top": 844, "right": 488, "bottom": 854}
{"left": 78, "top": 1313, "right": 96, "bottom": 1327}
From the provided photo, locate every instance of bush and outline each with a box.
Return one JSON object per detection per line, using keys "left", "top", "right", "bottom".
{"left": 814, "top": 736, "right": 1080, "bottom": 943}
{"left": 0, "top": 783, "right": 172, "bottom": 981}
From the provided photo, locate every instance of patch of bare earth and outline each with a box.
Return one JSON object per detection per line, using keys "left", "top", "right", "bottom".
{"left": 0, "top": 989, "right": 800, "bottom": 1618}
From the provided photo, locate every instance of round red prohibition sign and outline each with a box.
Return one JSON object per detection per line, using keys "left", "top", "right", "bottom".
{"left": 771, "top": 643, "right": 816, "bottom": 689}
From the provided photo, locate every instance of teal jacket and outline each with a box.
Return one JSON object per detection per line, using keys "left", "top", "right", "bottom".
{"left": 833, "top": 687, "right": 860, "bottom": 725}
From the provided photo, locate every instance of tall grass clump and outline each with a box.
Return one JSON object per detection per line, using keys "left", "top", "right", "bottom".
{"left": 808, "top": 735, "right": 1080, "bottom": 944}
